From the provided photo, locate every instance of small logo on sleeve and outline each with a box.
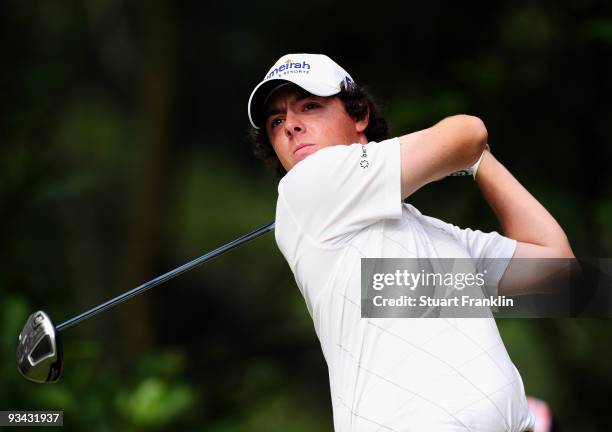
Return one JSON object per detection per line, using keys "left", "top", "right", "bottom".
{"left": 360, "top": 145, "right": 369, "bottom": 168}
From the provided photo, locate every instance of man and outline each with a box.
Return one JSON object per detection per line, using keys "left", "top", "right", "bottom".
{"left": 247, "top": 54, "right": 573, "bottom": 431}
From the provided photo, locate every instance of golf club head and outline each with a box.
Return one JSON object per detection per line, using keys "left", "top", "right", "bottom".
{"left": 16, "top": 311, "right": 63, "bottom": 383}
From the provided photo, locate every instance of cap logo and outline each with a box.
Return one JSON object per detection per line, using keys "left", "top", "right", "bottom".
{"left": 265, "top": 59, "right": 311, "bottom": 81}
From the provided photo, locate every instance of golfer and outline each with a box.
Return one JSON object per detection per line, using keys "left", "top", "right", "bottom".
{"left": 247, "top": 54, "right": 573, "bottom": 431}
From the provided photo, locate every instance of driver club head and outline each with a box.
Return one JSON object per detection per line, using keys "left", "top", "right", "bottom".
{"left": 16, "top": 311, "right": 63, "bottom": 383}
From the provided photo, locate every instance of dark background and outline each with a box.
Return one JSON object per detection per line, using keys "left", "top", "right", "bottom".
{"left": 1, "top": 1, "right": 611, "bottom": 430}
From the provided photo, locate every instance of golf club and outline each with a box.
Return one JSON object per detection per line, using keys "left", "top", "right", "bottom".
{"left": 16, "top": 221, "right": 275, "bottom": 383}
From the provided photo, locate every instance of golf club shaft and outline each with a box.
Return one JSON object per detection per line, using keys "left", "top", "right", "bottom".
{"left": 56, "top": 222, "right": 275, "bottom": 332}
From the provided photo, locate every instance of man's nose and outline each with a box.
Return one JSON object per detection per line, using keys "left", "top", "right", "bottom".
{"left": 284, "top": 113, "right": 304, "bottom": 137}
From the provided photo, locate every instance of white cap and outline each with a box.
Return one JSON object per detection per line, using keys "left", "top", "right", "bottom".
{"left": 247, "top": 53, "right": 354, "bottom": 129}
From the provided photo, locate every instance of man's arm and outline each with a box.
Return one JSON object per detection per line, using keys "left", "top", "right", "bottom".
{"left": 476, "top": 150, "right": 575, "bottom": 294}
{"left": 476, "top": 151, "right": 574, "bottom": 258}
{"left": 399, "top": 115, "right": 487, "bottom": 200}
{"left": 399, "top": 115, "right": 574, "bottom": 293}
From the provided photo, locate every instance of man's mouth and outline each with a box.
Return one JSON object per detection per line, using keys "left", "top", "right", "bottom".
{"left": 293, "top": 143, "right": 315, "bottom": 155}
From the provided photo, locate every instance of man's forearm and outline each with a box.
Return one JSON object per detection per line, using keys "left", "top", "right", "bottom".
{"left": 475, "top": 150, "right": 574, "bottom": 256}
{"left": 400, "top": 115, "right": 487, "bottom": 199}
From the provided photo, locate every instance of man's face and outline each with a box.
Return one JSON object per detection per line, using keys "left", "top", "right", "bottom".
{"left": 264, "top": 84, "right": 369, "bottom": 171}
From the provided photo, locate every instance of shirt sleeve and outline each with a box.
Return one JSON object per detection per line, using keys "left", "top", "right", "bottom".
{"left": 277, "top": 138, "right": 403, "bottom": 248}
{"left": 423, "top": 215, "right": 517, "bottom": 291}
{"left": 453, "top": 226, "right": 517, "bottom": 291}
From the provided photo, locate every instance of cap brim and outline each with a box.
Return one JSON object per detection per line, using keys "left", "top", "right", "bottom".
{"left": 248, "top": 77, "right": 340, "bottom": 129}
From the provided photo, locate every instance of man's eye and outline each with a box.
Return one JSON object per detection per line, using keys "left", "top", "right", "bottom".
{"left": 304, "top": 102, "right": 319, "bottom": 111}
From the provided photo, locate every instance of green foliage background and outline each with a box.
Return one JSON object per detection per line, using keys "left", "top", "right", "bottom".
{"left": 1, "top": 1, "right": 611, "bottom": 430}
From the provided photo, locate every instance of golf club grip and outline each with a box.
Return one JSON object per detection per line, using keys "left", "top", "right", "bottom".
{"left": 56, "top": 222, "right": 276, "bottom": 332}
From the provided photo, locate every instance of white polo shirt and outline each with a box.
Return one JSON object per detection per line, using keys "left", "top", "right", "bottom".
{"left": 275, "top": 138, "right": 535, "bottom": 432}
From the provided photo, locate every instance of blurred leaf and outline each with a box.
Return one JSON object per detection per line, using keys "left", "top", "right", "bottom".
{"left": 389, "top": 91, "right": 469, "bottom": 133}
{"left": 501, "top": 6, "right": 558, "bottom": 51}
{"left": 34, "top": 386, "right": 75, "bottom": 408}
{"left": 582, "top": 18, "right": 612, "bottom": 45}
{"left": 137, "top": 351, "right": 186, "bottom": 379}
{"left": 118, "top": 378, "right": 195, "bottom": 426}
{"left": 0, "top": 296, "right": 29, "bottom": 350}
{"left": 32, "top": 171, "right": 98, "bottom": 204}
{"left": 56, "top": 98, "right": 131, "bottom": 170}
{"left": 497, "top": 320, "right": 559, "bottom": 399}
{"left": 168, "top": 153, "right": 275, "bottom": 252}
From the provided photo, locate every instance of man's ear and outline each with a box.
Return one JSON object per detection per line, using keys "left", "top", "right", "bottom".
{"left": 355, "top": 108, "right": 370, "bottom": 133}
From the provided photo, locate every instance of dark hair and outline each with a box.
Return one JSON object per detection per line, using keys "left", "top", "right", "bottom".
{"left": 249, "top": 82, "right": 390, "bottom": 176}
